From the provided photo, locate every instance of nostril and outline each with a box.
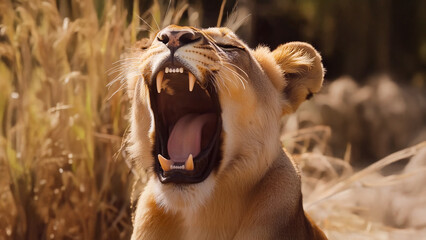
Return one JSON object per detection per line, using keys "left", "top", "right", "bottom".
{"left": 158, "top": 33, "right": 169, "bottom": 44}
{"left": 179, "top": 32, "right": 200, "bottom": 45}
{"left": 157, "top": 29, "right": 202, "bottom": 50}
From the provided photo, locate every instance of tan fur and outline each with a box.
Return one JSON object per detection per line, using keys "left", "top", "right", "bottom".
{"left": 126, "top": 25, "right": 327, "bottom": 239}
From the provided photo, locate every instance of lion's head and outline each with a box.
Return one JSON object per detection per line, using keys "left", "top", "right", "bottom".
{"left": 126, "top": 25, "right": 324, "bottom": 213}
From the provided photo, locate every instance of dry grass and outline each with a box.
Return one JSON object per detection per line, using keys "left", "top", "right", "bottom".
{"left": 1, "top": 1, "right": 425, "bottom": 240}
{"left": 283, "top": 120, "right": 426, "bottom": 239}
{"left": 0, "top": 0, "right": 135, "bottom": 239}
{"left": 283, "top": 78, "right": 426, "bottom": 238}
{"left": 295, "top": 76, "right": 426, "bottom": 164}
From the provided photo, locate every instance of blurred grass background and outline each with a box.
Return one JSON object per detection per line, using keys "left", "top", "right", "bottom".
{"left": 0, "top": 0, "right": 425, "bottom": 239}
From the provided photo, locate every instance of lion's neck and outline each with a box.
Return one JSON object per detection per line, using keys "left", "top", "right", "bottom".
{"left": 179, "top": 178, "right": 249, "bottom": 240}
{"left": 179, "top": 148, "right": 284, "bottom": 239}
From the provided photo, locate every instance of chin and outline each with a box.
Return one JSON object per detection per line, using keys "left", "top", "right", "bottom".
{"left": 151, "top": 174, "right": 216, "bottom": 214}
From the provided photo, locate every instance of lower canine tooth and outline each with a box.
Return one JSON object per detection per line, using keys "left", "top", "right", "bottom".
{"left": 188, "top": 72, "right": 196, "bottom": 92}
{"left": 185, "top": 154, "right": 194, "bottom": 171}
{"left": 158, "top": 154, "right": 172, "bottom": 171}
{"left": 156, "top": 71, "right": 164, "bottom": 93}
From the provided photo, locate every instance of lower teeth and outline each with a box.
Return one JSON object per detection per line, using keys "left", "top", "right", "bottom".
{"left": 170, "top": 165, "right": 185, "bottom": 170}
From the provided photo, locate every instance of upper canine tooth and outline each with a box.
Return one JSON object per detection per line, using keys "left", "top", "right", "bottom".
{"left": 185, "top": 154, "right": 194, "bottom": 171}
{"left": 156, "top": 71, "right": 164, "bottom": 93}
{"left": 158, "top": 154, "right": 172, "bottom": 171}
{"left": 188, "top": 72, "right": 196, "bottom": 92}
{"left": 179, "top": 68, "right": 184, "bottom": 73}
{"left": 165, "top": 67, "right": 169, "bottom": 74}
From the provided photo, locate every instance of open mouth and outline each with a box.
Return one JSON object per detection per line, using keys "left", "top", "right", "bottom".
{"left": 149, "top": 63, "right": 222, "bottom": 184}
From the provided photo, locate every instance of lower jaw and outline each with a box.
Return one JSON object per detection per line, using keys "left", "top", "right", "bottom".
{"left": 154, "top": 123, "right": 223, "bottom": 184}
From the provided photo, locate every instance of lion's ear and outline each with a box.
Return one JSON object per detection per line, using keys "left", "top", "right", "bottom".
{"left": 272, "top": 42, "right": 324, "bottom": 114}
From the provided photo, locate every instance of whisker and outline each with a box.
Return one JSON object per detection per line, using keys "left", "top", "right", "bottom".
{"left": 107, "top": 83, "right": 126, "bottom": 100}
{"left": 107, "top": 64, "right": 137, "bottom": 74}
{"left": 138, "top": 15, "right": 155, "bottom": 32}
{"left": 210, "top": 76, "right": 219, "bottom": 94}
{"left": 222, "top": 63, "right": 246, "bottom": 81}
{"left": 107, "top": 59, "right": 142, "bottom": 75}
{"left": 107, "top": 72, "right": 127, "bottom": 88}
{"left": 107, "top": 63, "right": 140, "bottom": 80}
{"left": 111, "top": 57, "right": 142, "bottom": 64}
{"left": 108, "top": 68, "right": 139, "bottom": 89}
{"left": 225, "top": 67, "right": 248, "bottom": 89}
{"left": 223, "top": 61, "right": 249, "bottom": 78}
{"left": 211, "top": 69, "right": 231, "bottom": 95}
{"left": 221, "top": 63, "right": 247, "bottom": 90}
{"left": 217, "top": 76, "right": 230, "bottom": 95}
{"left": 206, "top": 68, "right": 229, "bottom": 95}
{"left": 107, "top": 67, "right": 129, "bottom": 76}
{"left": 220, "top": 67, "right": 240, "bottom": 89}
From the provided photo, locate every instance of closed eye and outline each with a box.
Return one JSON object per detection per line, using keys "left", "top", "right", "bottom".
{"left": 216, "top": 43, "right": 245, "bottom": 50}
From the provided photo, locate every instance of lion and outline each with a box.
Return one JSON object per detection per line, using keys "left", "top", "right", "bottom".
{"left": 125, "top": 25, "right": 327, "bottom": 240}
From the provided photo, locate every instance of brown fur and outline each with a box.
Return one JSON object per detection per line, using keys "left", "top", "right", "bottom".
{"left": 126, "top": 25, "right": 327, "bottom": 239}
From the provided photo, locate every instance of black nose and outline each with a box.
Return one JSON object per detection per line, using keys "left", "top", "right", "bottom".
{"left": 157, "top": 28, "right": 202, "bottom": 51}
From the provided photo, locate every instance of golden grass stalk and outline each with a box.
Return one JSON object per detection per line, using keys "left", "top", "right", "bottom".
{"left": 0, "top": 0, "right": 136, "bottom": 239}
{"left": 305, "top": 141, "right": 426, "bottom": 208}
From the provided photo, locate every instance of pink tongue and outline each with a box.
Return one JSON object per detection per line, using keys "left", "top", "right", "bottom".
{"left": 167, "top": 113, "right": 214, "bottom": 163}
